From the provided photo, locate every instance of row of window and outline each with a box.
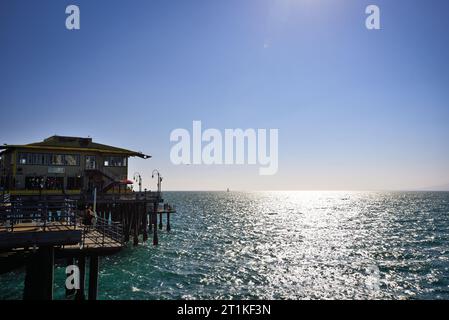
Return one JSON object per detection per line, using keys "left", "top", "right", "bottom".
{"left": 18, "top": 153, "right": 80, "bottom": 166}
{"left": 25, "top": 176, "right": 83, "bottom": 190}
{"left": 17, "top": 153, "right": 128, "bottom": 167}
{"left": 104, "top": 156, "right": 127, "bottom": 167}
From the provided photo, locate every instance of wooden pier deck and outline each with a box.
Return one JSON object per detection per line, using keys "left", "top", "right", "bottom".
{"left": 61, "top": 226, "right": 123, "bottom": 254}
{"left": 0, "top": 222, "right": 82, "bottom": 251}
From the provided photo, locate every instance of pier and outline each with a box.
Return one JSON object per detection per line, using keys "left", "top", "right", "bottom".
{"left": 0, "top": 135, "right": 176, "bottom": 300}
{"left": 0, "top": 194, "right": 176, "bottom": 300}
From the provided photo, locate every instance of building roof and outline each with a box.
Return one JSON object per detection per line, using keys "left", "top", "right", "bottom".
{"left": 0, "top": 135, "right": 151, "bottom": 159}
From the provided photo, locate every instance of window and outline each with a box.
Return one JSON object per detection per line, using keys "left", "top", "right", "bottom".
{"left": 51, "top": 154, "right": 64, "bottom": 165}
{"left": 45, "top": 177, "right": 64, "bottom": 190}
{"left": 64, "top": 154, "right": 79, "bottom": 166}
{"left": 18, "top": 153, "right": 28, "bottom": 164}
{"left": 25, "top": 176, "right": 44, "bottom": 190}
{"left": 67, "top": 176, "right": 83, "bottom": 190}
{"left": 104, "top": 156, "right": 127, "bottom": 167}
{"left": 32, "top": 154, "right": 42, "bottom": 165}
{"left": 85, "top": 156, "right": 96, "bottom": 169}
{"left": 17, "top": 153, "right": 80, "bottom": 166}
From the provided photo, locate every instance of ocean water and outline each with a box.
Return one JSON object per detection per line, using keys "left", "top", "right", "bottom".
{"left": 1, "top": 191, "right": 449, "bottom": 300}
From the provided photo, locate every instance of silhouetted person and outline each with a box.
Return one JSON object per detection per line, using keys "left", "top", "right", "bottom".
{"left": 84, "top": 205, "right": 95, "bottom": 227}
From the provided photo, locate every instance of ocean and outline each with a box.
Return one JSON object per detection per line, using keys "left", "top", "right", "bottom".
{"left": 1, "top": 191, "right": 449, "bottom": 300}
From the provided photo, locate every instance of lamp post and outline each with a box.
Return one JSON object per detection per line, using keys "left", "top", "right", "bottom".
{"left": 152, "top": 169, "right": 163, "bottom": 231}
{"left": 151, "top": 170, "right": 162, "bottom": 193}
{"left": 150, "top": 170, "right": 163, "bottom": 245}
{"left": 133, "top": 172, "right": 142, "bottom": 193}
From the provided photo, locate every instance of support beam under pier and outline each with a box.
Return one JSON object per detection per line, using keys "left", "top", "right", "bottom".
{"left": 75, "top": 256, "right": 86, "bottom": 300}
{"left": 65, "top": 257, "right": 76, "bottom": 298}
{"left": 167, "top": 212, "right": 171, "bottom": 232}
{"left": 159, "top": 212, "right": 163, "bottom": 230}
{"left": 88, "top": 255, "right": 99, "bottom": 300}
{"left": 23, "top": 246, "right": 54, "bottom": 300}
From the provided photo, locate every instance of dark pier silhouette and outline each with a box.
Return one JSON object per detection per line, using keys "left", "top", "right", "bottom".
{"left": 0, "top": 135, "right": 176, "bottom": 299}
{"left": 0, "top": 191, "right": 176, "bottom": 300}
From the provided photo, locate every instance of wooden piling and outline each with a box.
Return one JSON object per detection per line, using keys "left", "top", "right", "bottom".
{"left": 88, "top": 255, "right": 99, "bottom": 300}
{"left": 159, "top": 212, "right": 163, "bottom": 230}
{"left": 167, "top": 212, "right": 171, "bottom": 232}
{"left": 153, "top": 203, "right": 158, "bottom": 246}
{"left": 136, "top": 203, "right": 141, "bottom": 245}
{"left": 142, "top": 205, "right": 148, "bottom": 242}
{"left": 75, "top": 256, "right": 86, "bottom": 300}
{"left": 65, "top": 257, "right": 76, "bottom": 298}
{"left": 23, "top": 246, "right": 54, "bottom": 300}
{"left": 123, "top": 204, "right": 130, "bottom": 243}
{"left": 133, "top": 222, "right": 139, "bottom": 246}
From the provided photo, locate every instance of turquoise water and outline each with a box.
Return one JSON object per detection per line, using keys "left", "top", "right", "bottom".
{"left": 1, "top": 191, "right": 449, "bottom": 300}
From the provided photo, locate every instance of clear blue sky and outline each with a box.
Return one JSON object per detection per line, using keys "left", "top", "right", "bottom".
{"left": 1, "top": 0, "right": 448, "bottom": 191}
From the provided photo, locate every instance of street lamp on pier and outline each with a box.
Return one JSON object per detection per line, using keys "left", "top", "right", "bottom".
{"left": 151, "top": 169, "right": 162, "bottom": 193}
{"left": 133, "top": 172, "right": 142, "bottom": 192}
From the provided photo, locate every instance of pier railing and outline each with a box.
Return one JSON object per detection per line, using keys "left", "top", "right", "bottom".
{"left": 1, "top": 194, "right": 127, "bottom": 253}
{"left": 88, "top": 191, "right": 162, "bottom": 202}
{"left": 0, "top": 199, "right": 78, "bottom": 233}
{"left": 78, "top": 214, "right": 124, "bottom": 249}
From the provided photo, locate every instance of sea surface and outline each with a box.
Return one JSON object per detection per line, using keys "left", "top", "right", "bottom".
{"left": 1, "top": 191, "right": 449, "bottom": 300}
